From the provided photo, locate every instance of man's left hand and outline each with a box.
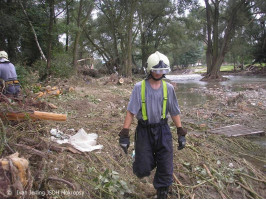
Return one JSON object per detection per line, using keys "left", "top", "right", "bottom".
{"left": 178, "top": 135, "right": 186, "bottom": 150}
{"left": 119, "top": 128, "right": 130, "bottom": 154}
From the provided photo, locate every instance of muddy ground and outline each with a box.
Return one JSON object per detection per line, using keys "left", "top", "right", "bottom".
{"left": 0, "top": 71, "right": 265, "bottom": 199}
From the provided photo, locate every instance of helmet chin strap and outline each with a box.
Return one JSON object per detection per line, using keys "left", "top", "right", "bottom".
{"left": 147, "top": 73, "right": 165, "bottom": 81}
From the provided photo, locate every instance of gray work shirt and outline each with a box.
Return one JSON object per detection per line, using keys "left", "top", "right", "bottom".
{"left": 127, "top": 79, "right": 181, "bottom": 124}
{"left": 0, "top": 59, "right": 18, "bottom": 81}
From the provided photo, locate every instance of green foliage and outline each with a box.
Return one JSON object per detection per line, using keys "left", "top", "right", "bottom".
{"left": 84, "top": 94, "right": 101, "bottom": 104}
{"left": 32, "top": 53, "right": 74, "bottom": 79}
{"left": 50, "top": 53, "right": 74, "bottom": 78}
{"left": 31, "top": 84, "right": 42, "bottom": 93}
{"left": 93, "top": 169, "right": 131, "bottom": 198}
{"left": 31, "top": 60, "right": 47, "bottom": 79}
{"left": 178, "top": 45, "right": 203, "bottom": 68}
{"left": 220, "top": 65, "right": 234, "bottom": 71}
{"left": 15, "top": 64, "right": 34, "bottom": 87}
{"left": 1, "top": 0, "right": 265, "bottom": 77}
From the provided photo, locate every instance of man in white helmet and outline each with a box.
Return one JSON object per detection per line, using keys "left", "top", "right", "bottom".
{"left": 118, "top": 51, "right": 187, "bottom": 198}
{"left": 0, "top": 51, "right": 21, "bottom": 96}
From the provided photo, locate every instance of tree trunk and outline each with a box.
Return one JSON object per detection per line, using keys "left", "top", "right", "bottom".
{"left": 205, "top": 0, "right": 213, "bottom": 75}
{"left": 73, "top": 0, "right": 91, "bottom": 71}
{"left": 212, "top": 0, "right": 219, "bottom": 66}
{"left": 19, "top": 0, "right": 47, "bottom": 62}
{"left": 125, "top": 1, "right": 135, "bottom": 77}
{"left": 46, "top": 0, "right": 55, "bottom": 74}
{"left": 66, "top": 0, "right": 69, "bottom": 52}
{"left": 203, "top": 0, "right": 245, "bottom": 80}
{"left": 73, "top": 0, "right": 83, "bottom": 70}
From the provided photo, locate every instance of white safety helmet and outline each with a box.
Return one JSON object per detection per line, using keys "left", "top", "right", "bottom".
{"left": 0, "top": 51, "right": 8, "bottom": 60}
{"left": 147, "top": 51, "right": 171, "bottom": 74}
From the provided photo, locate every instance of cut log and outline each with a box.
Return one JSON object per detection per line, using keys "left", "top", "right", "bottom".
{"left": 0, "top": 111, "right": 67, "bottom": 121}
{"left": 118, "top": 78, "right": 124, "bottom": 85}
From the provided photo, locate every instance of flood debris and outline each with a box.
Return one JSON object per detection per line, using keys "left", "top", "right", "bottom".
{"left": 0, "top": 74, "right": 265, "bottom": 198}
{"left": 210, "top": 124, "right": 265, "bottom": 137}
{"left": 51, "top": 128, "right": 103, "bottom": 152}
{"left": 0, "top": 152, "right": 32, "bottom": 198}
{"left": 0, "top": 111, "right": 67, "bottom": 121}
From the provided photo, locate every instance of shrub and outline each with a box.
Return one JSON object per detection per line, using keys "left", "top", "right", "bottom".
{"left": 32, "top": 53, "right": 74, "bottom": 79}
{"left": 15, "top": 64, "right": 36, "bottom": 87}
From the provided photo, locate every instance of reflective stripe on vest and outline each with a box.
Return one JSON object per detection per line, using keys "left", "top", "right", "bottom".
{"left": 141, "top": 80, "right": 167, "bottom": 121}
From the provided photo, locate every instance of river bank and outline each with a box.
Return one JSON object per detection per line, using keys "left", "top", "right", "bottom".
{"left": 0, "top": 73, "right": 265, "bottom": 198}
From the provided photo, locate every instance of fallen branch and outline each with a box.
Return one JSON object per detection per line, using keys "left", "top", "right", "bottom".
{"left": 202, "top": 164, "right": 213, "bottom": 178}
{"left": 0, "top": 118, "right": 15, "bottom": 153}
{"left": 236, "top": 181, "right": 263, "bottom": 199}
{"left": 47, "top": 177, "right": 76, "bottom": 190}
{"left": 0, "top": 191, "right": 8, "bottom": 198}
{"left": 243, "top": 159, "right": 265, "bottom": 180}
{"left": 173, "top": 174, "right": 183, "bottom": 186}
{"left": 237, "top": 172, "right": 266, "bottom": 184}
{"left": 15, "top": 144, "right": 47, "bottom": 158}
{"left": 49, "top": 143, "right": 66, "bottom": 153}
{"left": 173, "top": 174, "right": 195, "bottom": 198}
{"left": 238, "top": 152, "right": 266, "bottom": 163}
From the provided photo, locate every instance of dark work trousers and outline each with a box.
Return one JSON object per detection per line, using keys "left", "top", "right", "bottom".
{"left": 133, "top": 118, "right": 173, "bottom": 189}
{"left": 4, "top": 84, "right": 20, "bottom": 96}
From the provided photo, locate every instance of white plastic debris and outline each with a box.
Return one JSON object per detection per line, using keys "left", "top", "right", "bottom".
{"left": 229, "top": 163, "right": 234, "bottom": 168}
{"left": 69, "top": 128, "right": 103, "bottom": 152}
{"left": 50, "top": 128, "right": 103, "bottom": 152}
{"left": 56, "top": 139, "right": 69, "bottom": 144}
{"left": 50, "top": 128, "right": 57, "bottom": 136}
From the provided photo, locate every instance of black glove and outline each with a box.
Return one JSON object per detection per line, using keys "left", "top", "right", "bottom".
{"left": 119, "top": 128, "right": 130, "bottom": 154}
{"left": 177, "top": 127, "right": 187, "bottom": 150}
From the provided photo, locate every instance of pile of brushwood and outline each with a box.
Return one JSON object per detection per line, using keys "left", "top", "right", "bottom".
{"left": 0, "top": 75, "right": 265, "bottom": 199}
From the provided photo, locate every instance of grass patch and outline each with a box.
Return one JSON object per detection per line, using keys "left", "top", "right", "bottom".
{"left": 220, "top": 65, "right": 234, "bottom": 71}
{"left": 194, "top": 65, "right": 235, "bottom": 73}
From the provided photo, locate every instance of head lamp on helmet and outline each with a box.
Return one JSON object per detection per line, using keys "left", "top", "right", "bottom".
{"left": 146, "top": 51, "right": 170, "bottom": 74}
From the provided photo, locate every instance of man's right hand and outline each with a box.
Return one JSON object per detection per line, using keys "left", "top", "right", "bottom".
{"left": 177, "top": 127, "right": 187, "bottom": 150}
{"left": 119, "top": 128, "right": 130, "bottom": 154}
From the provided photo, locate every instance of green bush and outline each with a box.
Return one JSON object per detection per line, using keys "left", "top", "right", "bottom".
{"left": 50, "top": 53, "right": 74, "bottom": 78}
{"left": 32, "top": 53, "right": 74, "bottom": 79}
{"left": 15, "top": 64, "right": 34, "bottom": 87}
{"left": 31, "top": 59, "right": 47, "bottom": 80}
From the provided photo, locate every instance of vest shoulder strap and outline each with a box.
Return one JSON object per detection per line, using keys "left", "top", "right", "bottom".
{"left": 141, "top": 80, "right": 148, "bottom": 120}
{"left": 162, "top": 80, "right": 167, "bottom": 119}
{"left": 141, "top": 80, "right": 168, "bottom": 121}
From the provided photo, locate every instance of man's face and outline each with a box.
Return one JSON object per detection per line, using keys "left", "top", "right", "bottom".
{"left": 151, "top": 71, "right": 164, "bottom": 80}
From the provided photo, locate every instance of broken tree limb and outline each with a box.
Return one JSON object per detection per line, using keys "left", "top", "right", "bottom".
{"left": 236, "top": 181, "right": 263, "bottom": 199}
{"left": 0, "top": 118, "right": 14, "bottom": 153}
{"left": 15, "top": 144, "right": 47, "bottom": 158}
{"left": 47, "top": 177, "right": 76, "bottom": 190}
{"left": 0, "top": 111, "right": 67, "bottom": 121}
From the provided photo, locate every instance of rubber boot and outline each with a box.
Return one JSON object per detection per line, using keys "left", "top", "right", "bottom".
{"left": 157, "top": 187, "right": 169, "bottom": 199}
